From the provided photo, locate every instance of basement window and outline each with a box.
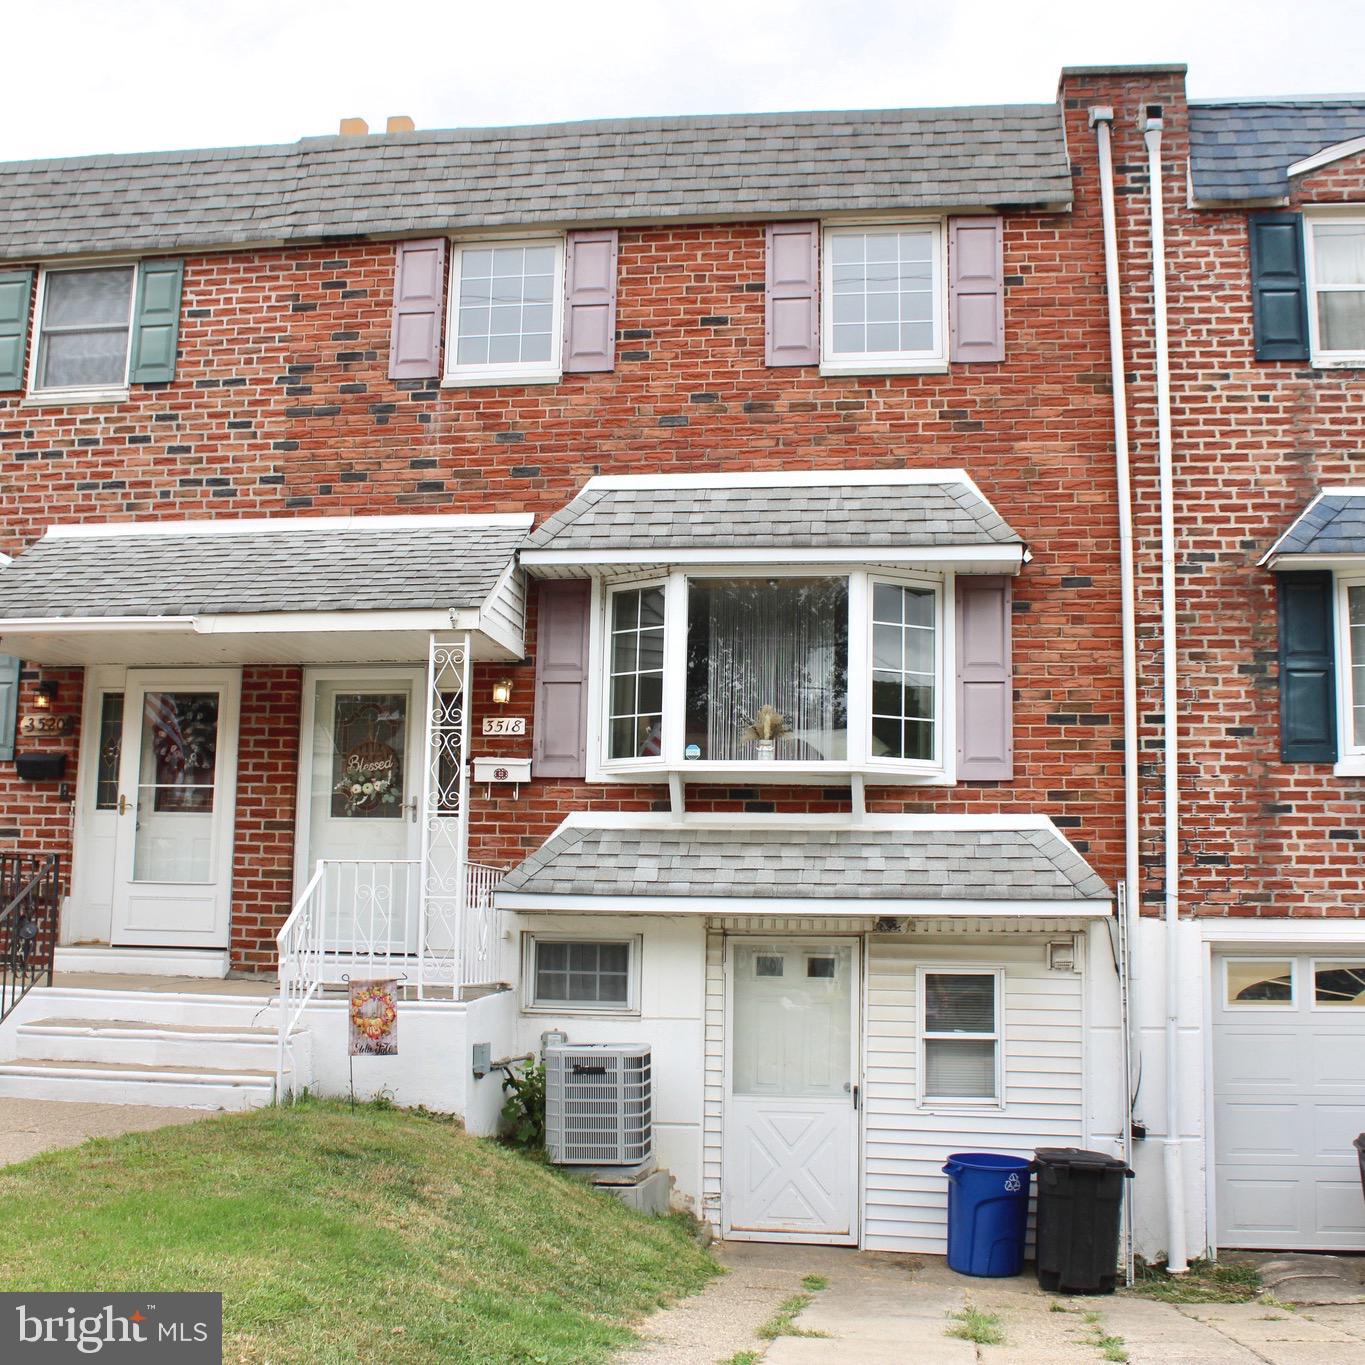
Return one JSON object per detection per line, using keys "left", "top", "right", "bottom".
{"left": 524, "top": 935, "right": 639, "bottom": 1013}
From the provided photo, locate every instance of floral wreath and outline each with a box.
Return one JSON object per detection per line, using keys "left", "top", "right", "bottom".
{"left": 350, "top": 984, "right": 397, "bottom": 1042}
{"left": 334, "top": 774, "right": 396, "bottom": 816}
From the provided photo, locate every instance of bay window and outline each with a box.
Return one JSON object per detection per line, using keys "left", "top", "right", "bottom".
{"left": 598, "top": 569, "right": 946, "bottom": 776}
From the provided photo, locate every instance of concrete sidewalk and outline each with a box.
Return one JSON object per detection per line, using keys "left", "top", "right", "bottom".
{"left": 0, "top": 1096, "right": 203, "bottom": 1166}
{"left": 625, "top": 1243, "right": 1365, "bottom": 1365}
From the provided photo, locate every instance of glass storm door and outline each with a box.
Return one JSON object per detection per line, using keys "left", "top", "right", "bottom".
{"left": 110, "top": 671, "right": 241, "bottom": 948}
{"left": 301, "top": 673, "right": 423, "bottom": 954}
{"left": 723, "top": 939, "right": 860, "bottom": 1243}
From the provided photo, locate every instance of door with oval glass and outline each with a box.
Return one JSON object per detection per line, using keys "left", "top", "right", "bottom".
{"left": 110, "top": 670, "right": 241, "bottom": 948}
{"left": 297, "top": 670, "right": 425, "bottom": 954}
{"left": 724, "top": 938, "right": 860, "bottom": 1243}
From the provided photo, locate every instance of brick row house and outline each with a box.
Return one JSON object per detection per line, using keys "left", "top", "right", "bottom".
{"left": 0, "top": 64, "right": 1359, "bottom": 1264}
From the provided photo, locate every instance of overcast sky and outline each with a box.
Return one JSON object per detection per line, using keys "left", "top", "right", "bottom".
{"left": 5, "top": 0, "right": 1363, "bottom": 162}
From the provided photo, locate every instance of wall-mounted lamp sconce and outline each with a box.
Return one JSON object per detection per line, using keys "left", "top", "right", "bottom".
{"left": 491, "top": 678, "right": 513, "bottom": 706}
{"left": 33, "top": 680, "right": 59, "bottom": 712}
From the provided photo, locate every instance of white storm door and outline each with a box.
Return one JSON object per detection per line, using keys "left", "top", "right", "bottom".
{"left": 723, "top": 939, "right": 860, "bottom": 1244}
{"left": 111, "top": 671, "right": 241, "bottom": 948}
{"left": 298, "top": 671, "right": 424, "bottom": 955}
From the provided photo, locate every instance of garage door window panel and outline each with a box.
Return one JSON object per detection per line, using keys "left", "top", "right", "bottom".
{"left": 1313, "top": 960, "right": 1365, "bottom": 1008}
{"left": 1225, "top": 958, "right": 1296, "bottom": 1007}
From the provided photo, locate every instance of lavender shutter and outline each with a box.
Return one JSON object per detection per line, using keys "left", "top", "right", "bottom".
{"left": 765, "top": 222, "right": 819, "bottom": 366}
{"left": 388, "top": 239, "right": 446, "bottom": 380}
{"left": 533, "top": 581, "right": 592, "bottom": 778}
{"left": 948, "top": 217, "right": 1005, "bottom": 363}
{"left": 563, "top": 230, "right": 618, "bottom": 372}
{"left": 956, "top": 576, "right": 1013, "bottom": 779}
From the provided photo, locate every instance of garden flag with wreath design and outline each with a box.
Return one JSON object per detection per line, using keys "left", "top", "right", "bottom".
{"left": 348, "top": 978, "right": 399, "bottom": 1056}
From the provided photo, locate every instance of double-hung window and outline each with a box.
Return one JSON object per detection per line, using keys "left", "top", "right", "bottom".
{"left": 920, "top": 969, "right": 1001, "bottom": 1104}
{"left": 822, "top": 224, "right": 945, "bottom": 373}
{"left": 1306, "top": 217, "right": 1365, "bottom": 365}
{"left": 31, "top": 265, "right": 136, "bottom": 396}
{"left": 598, "top": 570, "right": 944, "bottom": 776}
{"left": 1339, "top": 577, "right": 1365, "bottom": 760}
{"left": 445, "top": 239, "right": 564, "bottom": 386}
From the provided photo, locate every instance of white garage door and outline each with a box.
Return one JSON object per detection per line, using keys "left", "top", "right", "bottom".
{"left": 1214, "top": 954, "right": 1365, "bottom": 1250}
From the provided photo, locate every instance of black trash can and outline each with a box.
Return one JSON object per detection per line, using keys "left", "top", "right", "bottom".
{"left": 1354, "top": 1134, "right": 1365, "bottom": 1198}
{"left": 1031, "top": 1147, "right": 1133, "bottom": 1294}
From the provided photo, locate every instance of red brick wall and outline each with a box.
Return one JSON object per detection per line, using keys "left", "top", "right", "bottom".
{"left": 1, "top": 111, "right": 1145, "bottom": 965}
{"left": 1057, "top": 69, "right": 1365, "bottom": 921}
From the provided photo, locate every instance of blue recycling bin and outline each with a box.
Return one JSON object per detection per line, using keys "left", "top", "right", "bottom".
{"left": 942, "top": 1152, "right": 1032, "bottom": 1277}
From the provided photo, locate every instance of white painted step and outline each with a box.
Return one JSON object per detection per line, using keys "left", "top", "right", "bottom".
{"left": 0, "top": 1057, "right": 276, "bottom": 1110}
{"left": 9, "top": 987, "right": 281, "bottom": 1032}
{"left": 16, "top": 1018, "right": 291, "bottom": 1072}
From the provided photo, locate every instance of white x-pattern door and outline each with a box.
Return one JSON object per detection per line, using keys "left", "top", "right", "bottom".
{"left": 723, "top": 937, "right": 860, "bottom": 1244}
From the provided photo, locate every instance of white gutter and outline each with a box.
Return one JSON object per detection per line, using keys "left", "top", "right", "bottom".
{"left": 1145, "top": 106, "right": 1188, "bottom": 1275}
{"left": 1091, "top": 103, "right": 1143, "bottom": 1270}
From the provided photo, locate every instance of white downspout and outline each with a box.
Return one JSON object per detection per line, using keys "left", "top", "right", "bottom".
{"left": 1090, "top": 105, "right": 1143, "bottom": 1268}
{"left": 1144, "top": 106, "right": 1188, "bottom": 1275}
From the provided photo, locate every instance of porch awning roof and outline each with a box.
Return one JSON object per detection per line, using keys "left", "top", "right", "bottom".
{"left": 0, "top": 514, "right": 532, "bottom": 665}
{"left": 519, "top": 470, "right": 1027, "bottom": 577}
{"left": 492, "top": 814, "right": 1111, "bottom": 915}
{"left": 1259, "top": 490, "right": 1365, "bottom": 569}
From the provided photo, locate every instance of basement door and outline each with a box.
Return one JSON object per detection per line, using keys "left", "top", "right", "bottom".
{"left": 723, "top": 938, "right": 860, "bottom": 1244}
{"left": 110, "top": 670, "right": 241, "bottom": 948}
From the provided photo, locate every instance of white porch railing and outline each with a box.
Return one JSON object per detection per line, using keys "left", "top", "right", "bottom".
{"left": 275, "top": 857, "right": 507, "bottom": 1097}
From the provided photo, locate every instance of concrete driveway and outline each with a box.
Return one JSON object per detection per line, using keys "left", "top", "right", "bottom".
{"left": 0, "top": 1096, "right": 203, "bottom": 1166}
{"left": 626, "top": 1243, "right": 1365, "bottom": 1365}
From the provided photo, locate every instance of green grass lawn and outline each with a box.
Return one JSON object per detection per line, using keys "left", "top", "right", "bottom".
{"left": 0, "top": 1098, "right": 718, "bottom": 1363}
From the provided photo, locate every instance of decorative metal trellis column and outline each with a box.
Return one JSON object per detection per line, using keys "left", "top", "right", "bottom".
{"left": 418, "top": 632, "right": 472, "bottom": 997}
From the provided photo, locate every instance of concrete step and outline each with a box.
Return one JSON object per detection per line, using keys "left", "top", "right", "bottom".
{"left": 15, "top": 1018, "right": 297, "bottom": 1072}
{"left": 7, "top": 986, "right": 281, "bottom": 1032}
{"left": 0, "top": 1057, "right": 276, "bottom": 1110}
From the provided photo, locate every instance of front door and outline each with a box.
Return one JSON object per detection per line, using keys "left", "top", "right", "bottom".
{"left": 298, "top": 671, "right": 424, "bottom": 954}
{"left": 723, "top": 938, "right": 860, "bottom": 1244}
{"left": 110, "top": 670, "right": 241, "bottom": 948}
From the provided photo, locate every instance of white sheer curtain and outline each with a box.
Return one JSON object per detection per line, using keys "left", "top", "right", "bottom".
{"left": 688, "top": 578, "right": 847, "bottom": 761}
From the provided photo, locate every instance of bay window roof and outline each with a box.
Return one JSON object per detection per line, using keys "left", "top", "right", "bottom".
{"left": 521, "top": 470, "right": 1026, "bottom": 575}
{"left": 1259, "top": 489, "right": 1365, "bottom": 568}
{"left": 494, "top": 814, "right": 1110, "bottom": 915}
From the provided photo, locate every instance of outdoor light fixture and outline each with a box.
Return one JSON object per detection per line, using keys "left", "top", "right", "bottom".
{"left": 33, "top": 680, "right": 58, "bottom": 711}
{"left": 491, "top": 678, "right": 513, "bottom": 706}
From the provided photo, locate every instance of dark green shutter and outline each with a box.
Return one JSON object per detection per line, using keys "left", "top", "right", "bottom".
{"left": 1278, "top": 571, "right": 1337, "bottom": 762}
{"left": 128, "top": 258, "right": 184, "bottom": 383}
{"left": 1250, "top": 213, "right": 1309, "bottom": 361}
{"left": 0, "top": 655, "right": 19, "bottom": 762}
{"left": 0, "top": 269, "right": 34, "bottom": 391}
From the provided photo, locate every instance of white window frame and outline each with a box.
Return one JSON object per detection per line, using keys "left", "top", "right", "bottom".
{"left": 1309, "top": 956, "right": 1365, "bottom": 1011}
{"left": 521, "top": 932, "right": 641, "bottom": 1015}
{"left": 917, "top": 966, "right": 1003, "bottom": 1108}
{"left": 25, "top": 261, "right": 138, "bottom": 403}
{"left": 1222, "top": 955, "right": 1297, "bottom": 1010}
{"left": 820, "top": 220, "right": 947, "bottom": 377}
{"left": 1335, "top": 573, "right": 1365, "bottom": 773}
{"left": 1304, "top": 212, "right": 1365, "bottom": 369}
{"left": 442, "top": 235, "right": 565, "bottom": 388}
{"left": 589, "top": 566, "right": 952, "bottom": 783}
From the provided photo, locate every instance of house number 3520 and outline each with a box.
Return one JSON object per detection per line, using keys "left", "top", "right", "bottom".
{"left": 481, "top": 717, "right": 526, "bottom": 736}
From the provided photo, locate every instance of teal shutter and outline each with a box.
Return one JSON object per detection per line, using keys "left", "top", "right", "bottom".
{"left": 0, "top": 269, "right": 34, "bottom": 390}
{"left": 0, "top": 655, "right": 19, "bottom": 762}
{"left": 1250, "top": 213, "right": 1309, "bottom": 361}
{"left": 1277, "top": 571, "right": 1337, "bottom": 762}
{"left": 128, "top": 258, "right": 184, "bottom": 383}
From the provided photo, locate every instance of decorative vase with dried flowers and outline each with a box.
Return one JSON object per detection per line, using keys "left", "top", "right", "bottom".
{"left": 742, "top": 704, "right": 790, "bottom": 761}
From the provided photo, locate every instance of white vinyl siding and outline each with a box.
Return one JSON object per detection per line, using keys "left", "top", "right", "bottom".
{"left": 862, "top": 937, "right": 1085, "bottom": 1254}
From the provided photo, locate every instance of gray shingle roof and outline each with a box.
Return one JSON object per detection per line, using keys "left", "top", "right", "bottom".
{"left": 1189, "top": 100, "right": 1365, "bottom": 203}
{"left": 0, "top": 105, "right": 1073, "bottom": 262}
{"left": 523, "top": 478, "right": 1022, "bottom": 555}
{"left": 1269, "top": 494, "right": 1365, "bottom": 558}
{"left": 496, "top": 823, "right": 1110, "bottom": 904}
{"left": 0, "top": 519, "right": 526, "bottom": 618}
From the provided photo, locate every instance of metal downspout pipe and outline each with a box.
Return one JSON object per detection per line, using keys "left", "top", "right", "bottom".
{"left": 1143, "top": 108, "right": 1189, "bottom": 1275}
{"left": 1090, "top": 105, "right": 1144, "bottom": 1271}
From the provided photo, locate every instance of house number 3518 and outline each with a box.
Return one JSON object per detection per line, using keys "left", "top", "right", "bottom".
{"left": 482, "top": 717, "right": 526, "bottom": 736}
